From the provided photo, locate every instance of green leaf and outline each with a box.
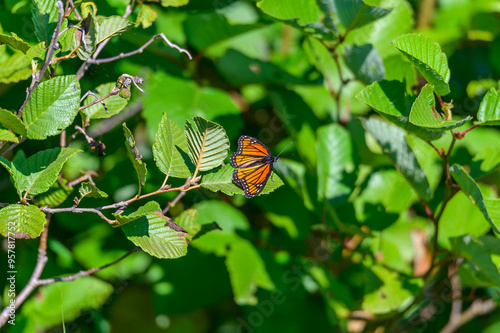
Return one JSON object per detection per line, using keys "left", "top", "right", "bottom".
{"left": 356, "top": 80, "right": 444, "bottom": 141}
{"left": 0, "top": 51, "right": 31, "bottom": 84}
{"left": 78, "top": 181, "right": 108, "bottom": 201}
{"left": 0, "top": 129, "right": 19, "bottom": 143}
{"left": 32, "top": 0, "right": 65, "bottom": 45}
{"left": 393, "top": 33, "right": 450, "bottom": 95}
{"left": 316, "top": 123, "right": 355, "bottom": 205}
{"left": 183, "top": 13, "right": 263, "bottom": 51}
{"left": 362, "top": 265, "right": 413, "bottom": 314}
{"left": 142, "top": 72, "right": 243, "bottom": 142}
{"left": 34, "top": 180, "right": 73, "bottom": 207}
{"left": 0, "top": 108, "right": 27, "bottom": 136}
{"left": 0, "top": 32, "right": 30, "bottom": 53}
{"left": 75, "top": 15, "right": 97, "bottom": 60}
{"left": 160, "top": 0, "right": 189, "bottom": 7}
{"left": 409, "top": 84, "right": 472, "bottom": 129}
{"left": 450, "top": 164, "right": 500, "bottom": 233}
{"left": 173, "top": 208, "right": 200, "bottom": 242}
{"left": 201, "top": 164, "right": 284, "bottom": 197}
{"left": 123, "top": 123, "right": 147, "bottom": 193}
{"left": 439, "top": 192, "right": 491, "bottom": 249}
{"left": 362, "top": 117, "right": 432, "bottom": 201}
{"left": 0, "top": 204, "right": 46, "bottom": 239}
{"left": 97, "top": 16, "right": 132, "bottom": 44}
{"left": 81, "top": 82, "right": 129, "bottom": 120}
{"left": 477, "top": 83, "right": 500, "bottom": 125}
{"left": 23, "top": 75, "right": 81, "bottom": 140}
{"left": 335, "top": 0, "right": 391, "bottom": 31}
{"left": 257, "top": 0, "right": 319, "bottom": 25}
{"left": 25, "top": 41, "right": 48, "bottom": 62}
{"left": 0, "top": 147, "right": 81, "bottom": 197}
{"left": 122, "top": 212, "right": 188, "bottom": 259}
{"left": 343, "top": 44, "right": 385, "bottom": 84}
{"left": 451, "top": 235, "right": 500, "bottom": 287}
{"left": 216, "top": 49, "right": 313, "bottom": 87}
{"left": 185, "top": 117, "right": 229, "bottom": 174}
{"left": 21, "top": 276, "right": 113, "bottom": 329}
{"left": 135, "top": 4, "right": 158, "bottom": 29}
{"left": 112, "top": 201, "right": 162, "bottom": 226}
{"left": 225, "top": 239, "right": 275, "bottom": 305}
{"left": 152, "top": 113, "right": 192, "bottom": 179}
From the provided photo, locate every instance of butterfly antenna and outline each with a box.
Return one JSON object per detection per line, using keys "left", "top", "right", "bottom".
{"left": 276, "top": 141, "right": 293, "bottom": 158}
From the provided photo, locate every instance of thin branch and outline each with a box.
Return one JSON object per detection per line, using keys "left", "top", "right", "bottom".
{"left": 85, "top": 33, "right": 192, "bottom": 66}
{"left": 454, "top": 124, "right": 480, "bottom": 140}
{"left": 0, "top": 217, "right": 51, "bottom": 327}
{"left": 86, "top": 101, "right": 143, "bottom": 138}
{"left": 37, "top": 247, "right": 140, "bottom": 285}
{"left": 79, "top": 88, "right": 120, "bottom": 111}
{"left": 67, "top": 0, "right": 82, "bottom": 21}
{"left": 0, "top": 137, "right": 27, "bottom": 157}
{"left": 40, "top": 177, "right": 201, "bottom": 220}
{"left": 18, "top": 0, "right": 64, "bottom": 118}
{"left": 424, "top": 139, "right": 443, "bottom": 157}
{"left": 67, "top": 170, "right": 98, "bottom": 187}
{"left": 440, "top": 299, "right": 496, "bottom": 333}
{"left": 162, "top": 177, "right": 192, "bottom": 214}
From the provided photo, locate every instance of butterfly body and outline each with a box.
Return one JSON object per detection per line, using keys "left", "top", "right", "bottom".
{"left": 230, "top": 136, "right": 279, "bottom": 198}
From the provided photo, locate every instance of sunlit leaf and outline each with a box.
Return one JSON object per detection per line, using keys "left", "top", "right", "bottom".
{"left": 23, "top": 75, "right": 81, "bottom": 140}
{"left": 153, "top": 113, "right": 192, "bottom": 179}
{"left": 0, "top": 204, "right": 46, "bottom": 239}
{"left": 450, "top": 164, "right": 500, "bottom": 233}
{"left": 393, "top": 33, "right": 450, "bottom": 95}
{"left": 185, "top": 117, "right": 229, "bottom": 174}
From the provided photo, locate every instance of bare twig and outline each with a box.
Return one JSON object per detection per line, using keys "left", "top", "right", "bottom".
{"left": 0, "top": 137, "right": 27, "bottom": 157}
{"left": 446, "top": 261, "right": 463, "bottom": 329}
{"left": 454, "top": 124, "right": 480, "bottom": 140}
{"left": 67, "top": 0, "right": 82, "bottom": 21}
{"left": 162, "top": 177, "right": 193, "bottom": 214}
{"left": 85, "top": 33, "right": 192, "bottom": 67}
{"left": 87, "top": 101, "right": 143, "bottom": 138}
{"left": 79, "top": 88, "right": 120, "bottom": 111}
{"left": 80, "top": 90, "right": 109, "bottom": 113}
{"left": 68, "top": 170, "right": 98, "bottom": 187}
{"left": 440, "top": 299, "right": 496, "bottom": 333}
{"left": 37, "top": 247, "right": 140, "bottom": 285}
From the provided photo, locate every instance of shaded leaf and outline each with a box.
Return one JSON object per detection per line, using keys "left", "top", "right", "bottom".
{"left": 344, "top": 44, "right": 385, "bottom": 84}
{"left": 450, "top": 164, "right": 500, "bottom": 233}
{"left": 226, "top": 239, "right": 275, "bottom": 305}
{"left": 23, "top": 75, "right": 81, "bottom": 140}
{"left": 32, "top": 0, "right": 66, "bottom": 45}
{"left": 451, "top": 235, "right": 500, "bottom": 287}
{"left": 0, "top": 204, "right": 46, "bottom": 239}
{"left": 0, "top": 108, "right": 27, "bottom": 136}
{"left": 316, "top": 123, "right": 355, "bottom": 205}
{"left": 362, "top": 117, "right": 432, "bottom": 201}
{"left": 35, "top": 180, "right": 73, "bottom": 207}
{"left": 22, "top": 277, "right": 113, "bottom": 329}
{"left": 123, "top": 123, "right": 147, "bottom": 193}
{"left": 0, "top": 51, "right": 31, "bottom": 84}
{"left": 335, "top": 0, "right": 390, "bottom": 31}
{"left": 476, "top": 83, "right": 500, "bottom": 125}
{"left": 135, "top": 4, "right": 158, "bottom": 29}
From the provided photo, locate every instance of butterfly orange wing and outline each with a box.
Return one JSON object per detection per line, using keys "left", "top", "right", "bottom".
{"left": 231, "top": 136, "right": 274, "bottom": 197}
{"left": 233, "top": 163, "right": 273, "bottom": 198}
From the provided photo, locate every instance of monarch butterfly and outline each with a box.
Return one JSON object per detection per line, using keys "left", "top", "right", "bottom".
{"left": 230, "top": 136, "right": 291, "bottom": 198}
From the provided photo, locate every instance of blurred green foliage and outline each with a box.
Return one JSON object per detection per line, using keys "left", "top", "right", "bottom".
{"left": 2, "top": 0, "right": 500, "bottom": 332}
